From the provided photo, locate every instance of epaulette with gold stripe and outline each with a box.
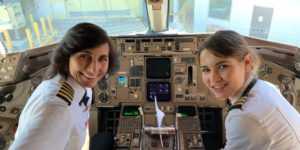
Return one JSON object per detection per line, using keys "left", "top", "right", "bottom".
{"left": 56, "top": 82, "right": 74, "bottom": 105}
{"left": 228, "top": 79, "right": 257, "bottom": 112}
{"left": 228, "top": 96, "right": 247, "bottom": 111}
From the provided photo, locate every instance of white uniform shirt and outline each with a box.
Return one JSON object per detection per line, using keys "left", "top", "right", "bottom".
{"left": 225, "top": 79, "right": 300, "bottom": 150}
{"left": 9, "top": 74, "right": 92, "bottom": 150}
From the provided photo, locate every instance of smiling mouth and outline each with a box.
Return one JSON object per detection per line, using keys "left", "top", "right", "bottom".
{"left": 80, "top": 72, "right": 100, "bottom": 80}
{"left": 211, "top": 83, "right": 228, "bottom": 92}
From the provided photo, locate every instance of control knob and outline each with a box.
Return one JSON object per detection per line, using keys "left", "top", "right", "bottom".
{"left": 99, "top": 92, "right": 110, "bottom": 103}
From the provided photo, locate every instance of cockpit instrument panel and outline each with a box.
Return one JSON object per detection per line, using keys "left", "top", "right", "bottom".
{"left": 94, "top": 34, "right": 299, "bottom": 109}
{"left": 0, "top": 44, "right": 54, "bottom": 86}
{"left": 0, "top": 33, "right": 299, "bottom": 150}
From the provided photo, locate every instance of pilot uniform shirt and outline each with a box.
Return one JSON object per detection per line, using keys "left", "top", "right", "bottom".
{"left": 225, "top": 77, "right": 300, "bottom": 150}
{"left": 9, "top": 74, "right": 92, "bottom": 150}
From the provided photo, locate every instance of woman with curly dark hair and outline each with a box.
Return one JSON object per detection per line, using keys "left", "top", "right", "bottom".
{"left": 10, "top": 22, "right": 119, "bottom": 150}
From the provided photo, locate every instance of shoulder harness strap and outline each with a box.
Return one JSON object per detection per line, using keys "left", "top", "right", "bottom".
{"left": 228, "top": 79, "right": 257, "bottom": 112}
{"left": 56, "top": 81, "right": 74, "bottom": 105}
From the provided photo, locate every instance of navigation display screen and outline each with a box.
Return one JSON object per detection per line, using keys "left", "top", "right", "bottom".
{"left": 146, "top": 57, "right": 171, "bottom": 79}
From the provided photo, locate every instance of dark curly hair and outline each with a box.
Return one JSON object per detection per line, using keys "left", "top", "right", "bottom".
{"left": 46, "top": 22, "right": 119, "bottom": 79}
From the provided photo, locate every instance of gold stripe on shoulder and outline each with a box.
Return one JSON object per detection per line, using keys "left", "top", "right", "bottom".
{"left": 233, "top": 99, "right": 246, "bottom": 105}
{"left": 56, "top": 82, "right": 74, "bottom": 105}
{"left": 62, "top": 83, "right": 74, "bottom": 93}
{"left": 229, "top": 97, "right": 247, "bottom": 111}
{"left": 59, "top": 89, "right": 73, "bottom": 100}
{"left": 61, "top": 85, "right": 73, "bottom": 97}
{"left": 57, "top": 93, "right": 72, "bottom": 105}
{"left": 233, "top": 102, "right": 244, "bottom": 106}
{"left": 233, "top": 97, "right": 246, "bottom": 105}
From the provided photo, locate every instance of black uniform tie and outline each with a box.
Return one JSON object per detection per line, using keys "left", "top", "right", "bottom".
{"left": 79, "top": 91, "right": 89, "bottom": 107}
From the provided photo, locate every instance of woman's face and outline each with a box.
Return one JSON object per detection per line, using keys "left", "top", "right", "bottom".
{"left": 69, "top": 43, "right": 109, "bottom": 88}
{"left": 200, "top": 49, "right": 251, "bottom": 100}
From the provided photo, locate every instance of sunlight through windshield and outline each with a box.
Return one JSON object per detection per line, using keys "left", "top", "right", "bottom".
{"left": 0, "top": 0, "right": 299, "bottom": 53}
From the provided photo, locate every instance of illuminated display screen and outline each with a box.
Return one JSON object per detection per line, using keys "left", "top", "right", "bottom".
{"left": 117, "top": 76, "right": 128, "bottom": 87}
{"left": 122, "top": 106, "right": 140, "bottom": 116}
{"left": 146, "top": 58, "right": 171, "bottom": 79}
{"left": 178, "top": 106, "right": 196, "bottom": 117}
{"left": 147, "top": 82, "right": 171, "bottom": 101}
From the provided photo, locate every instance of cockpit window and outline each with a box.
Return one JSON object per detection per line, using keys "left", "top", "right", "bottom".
{"left": 0, "top": 0, "right": 299, "bottom": 53}
{"left": 0, "top": 0, "right": 148, "bottom": 53}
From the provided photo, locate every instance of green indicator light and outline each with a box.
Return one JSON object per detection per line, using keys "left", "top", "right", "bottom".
{"left": 123, "top": 106, "right": 140, "bottom": 116}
